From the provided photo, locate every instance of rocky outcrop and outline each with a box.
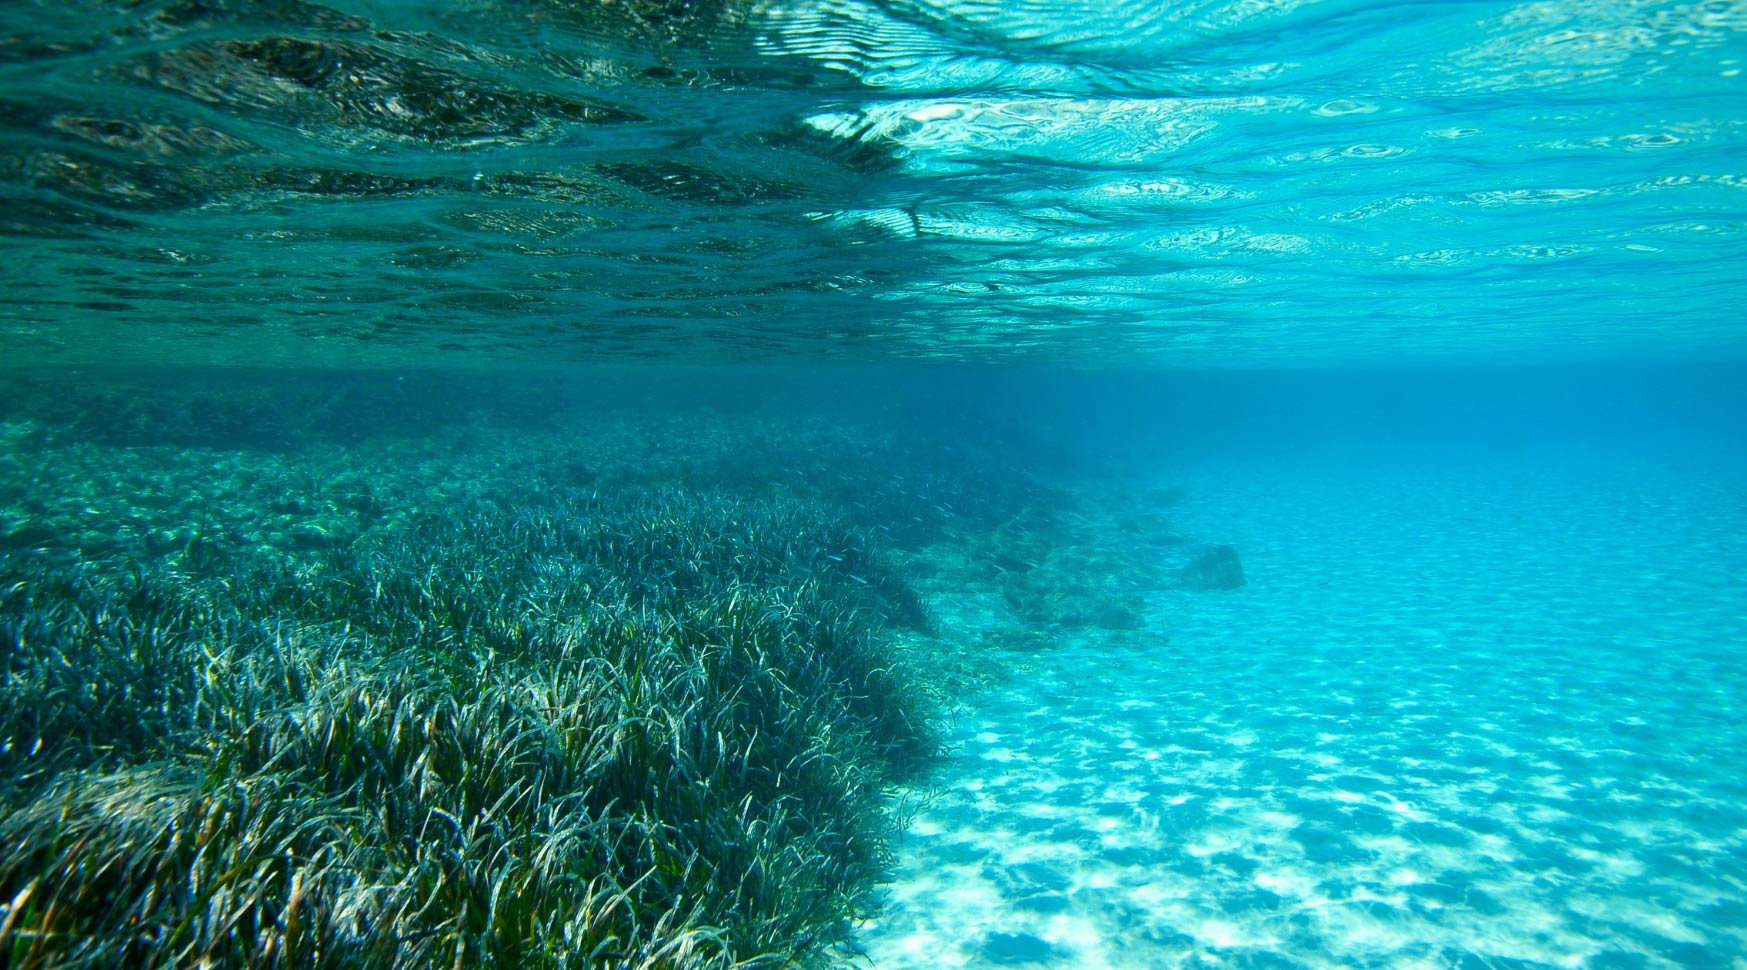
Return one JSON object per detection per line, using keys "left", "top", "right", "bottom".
{"left": 1001, "top": 544, "right": 1149, "bottom": 630}
{"left": 1181, "top": 544, "right": 1245, "bottom": 590}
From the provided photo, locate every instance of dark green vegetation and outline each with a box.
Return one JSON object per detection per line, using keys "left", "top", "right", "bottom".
{"left": 0, "top": 369, "right": 1204, "bottom": 967}
{"left": 0, "top": 495, "right": 925, "bottom": 967}
{"left": 0, "top": 384, "right": 952, "bottom": 968}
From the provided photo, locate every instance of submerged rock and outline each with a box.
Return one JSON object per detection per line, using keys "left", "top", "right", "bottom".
{"left": 1000, "top": 544, "right": 1150, "bottom": 629}
{"left": 1092, "top": 601, "right": 1145, "bottom": 630}
{"left": 1181, "top": 544, "right": 1245, "bottom": 590}
{"left": 981, "top": 931, "right": 1057, "bottom": 965}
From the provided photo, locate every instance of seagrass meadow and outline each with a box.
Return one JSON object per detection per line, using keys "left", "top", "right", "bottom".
{"left": 0, "top": 367, "right": 1185, "bottom": 969}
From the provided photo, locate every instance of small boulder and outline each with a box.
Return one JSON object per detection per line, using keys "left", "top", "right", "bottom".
{"left": 1181, "top": 545, "right": 1245, "bottom": 590}
{"left": 981, "top": 932, "right": 1056, "bottom": 965}
{"left": 1092, "top": 602, "right": 1144, "bottom": 630}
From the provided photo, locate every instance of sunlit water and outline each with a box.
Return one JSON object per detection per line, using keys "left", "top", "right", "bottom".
{"left": 2, "top": 0, "right": 1745, "bottom": 967}
{"left": 3, "top": 0, "right": 1744, "bottom": 365}
{"left": 861, "top": 431, "right": 1747, "bottom": 968}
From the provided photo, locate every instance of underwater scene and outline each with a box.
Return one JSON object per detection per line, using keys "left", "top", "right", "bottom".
{"left": 2, "top": 0, "right": 1746, "bottom": 967}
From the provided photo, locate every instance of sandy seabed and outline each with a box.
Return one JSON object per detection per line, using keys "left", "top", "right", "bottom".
{"left": 860, "top": 442, "right": 1747, "bottom": 969}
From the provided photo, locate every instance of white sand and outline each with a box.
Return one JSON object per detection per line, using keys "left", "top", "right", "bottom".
{"left": 858, "top": 443, "right": 1747, "bottom": 969}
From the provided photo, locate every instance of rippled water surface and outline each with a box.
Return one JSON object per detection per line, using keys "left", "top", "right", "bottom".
{"left": 3, "top": 0, "right": 1743, "bottom": 365}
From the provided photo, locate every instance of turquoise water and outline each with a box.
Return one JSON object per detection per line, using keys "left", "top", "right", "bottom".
{"left": 866, "top": 424, "right": 1747, "bottom": 968}
{"left": 3, "top": 0, "right": 1745, "bottom": 364}
{"left": 3, "top": 1, "right": 1746, "bottom": 968}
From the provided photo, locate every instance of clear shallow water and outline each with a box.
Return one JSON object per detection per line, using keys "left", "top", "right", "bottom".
{"left": 2, "top": 0, "right": 1744, "bottom": 365}
{"left": 863, "top": 439, "right": 1747, "bottom": 968}
{"left": 0, "top": 363, "right": 1743, "bottom": 967}
{"left": 3, "top": 0, "right": 1746, "bottom": 965}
